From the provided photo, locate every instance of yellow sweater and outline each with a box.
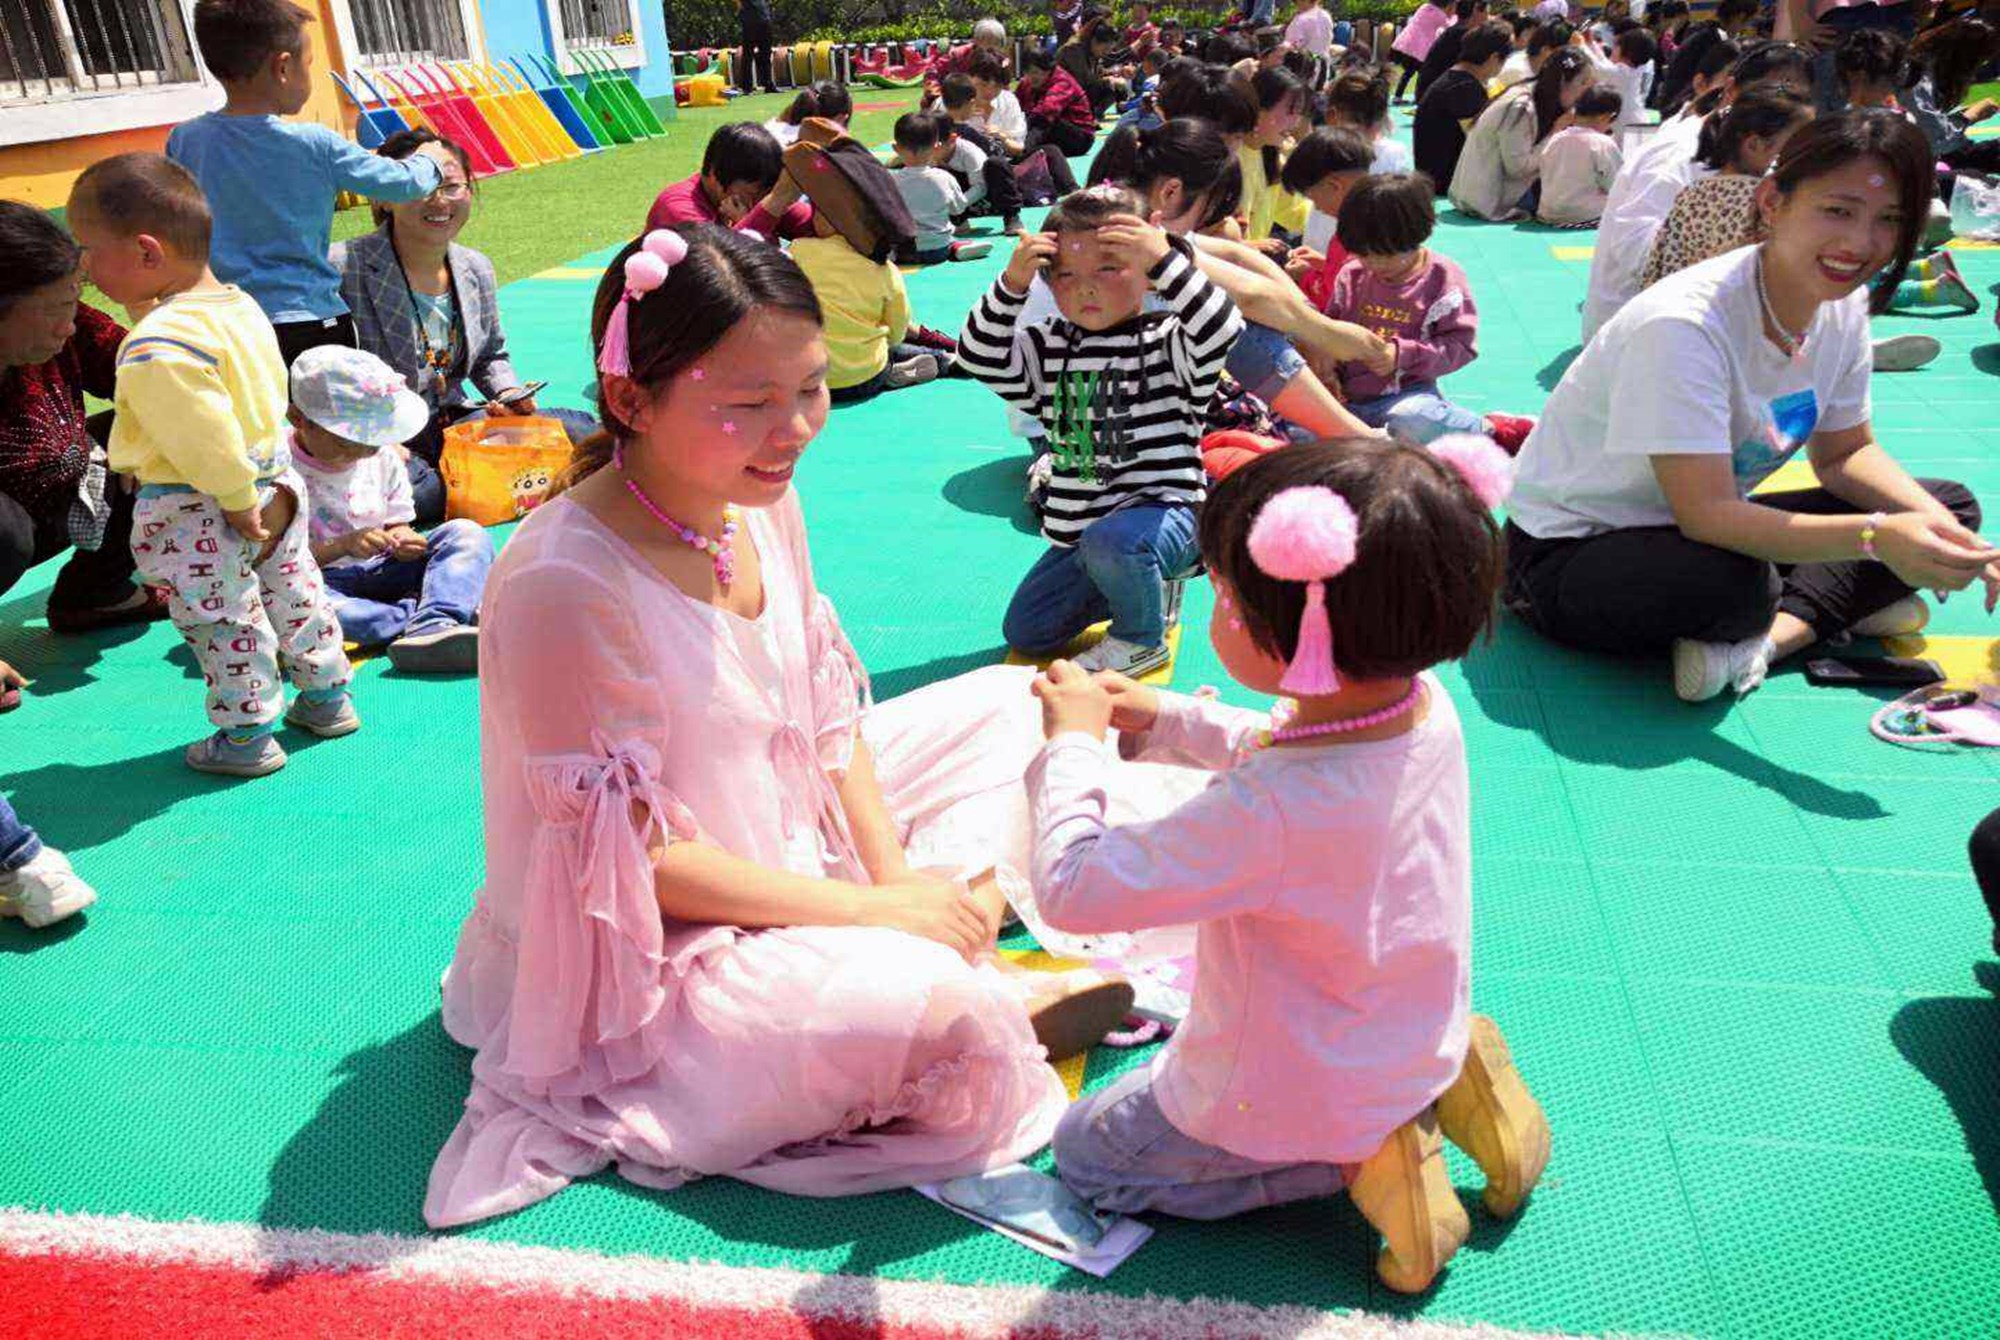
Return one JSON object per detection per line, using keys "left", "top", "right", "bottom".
{"left": 108, "top": 286, "right": 290, "bottom": 513}
{"left": 789, "top": 236, "right": 911, "bottom": 391}
{"left": 1239, "top": 143, "right": 1311, "bottom": 242}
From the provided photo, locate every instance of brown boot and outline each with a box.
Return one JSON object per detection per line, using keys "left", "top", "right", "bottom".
{"left": 1348, "top": 1107, "right": 1470, "bottom": 1294}
{"left": 1025, "top": 969, "right": 1135, "bottom": 1062}
{"left": 1436, "top": 1014, "right": 1551, "bottom": 1219}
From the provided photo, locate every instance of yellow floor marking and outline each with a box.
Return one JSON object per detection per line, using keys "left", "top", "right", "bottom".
{"left": 1551, "top": 244, "right": 1595, "bottom": 261}
{"left": 531, "top": 265, "right": 608, "bottom": 280}
{"left": 997, "top": 947, "right": 1096, "bottom": 1098}
{"left": 1883, "top": 634, "right": 2000, "bottom": 686}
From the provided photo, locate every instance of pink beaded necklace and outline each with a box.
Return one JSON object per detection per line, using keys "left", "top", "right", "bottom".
{"left": 613, "top": 442, "right": 739, "bottom": 585}
{"left": 1255, "top": 679, "right": 1426, "bottom": 749}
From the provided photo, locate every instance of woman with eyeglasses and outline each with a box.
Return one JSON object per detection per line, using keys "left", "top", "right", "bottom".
{"left": 332, "top": 130, "right": 595, "bottom": 524}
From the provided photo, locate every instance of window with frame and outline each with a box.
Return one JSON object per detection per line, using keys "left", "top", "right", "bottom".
{"left": 555, "top": 0, "right": 635, "bottom": 48}
{"left": 0, "top": 0, "right": 198, "bottom": 103}
{"left": 347, "top": 0, "right": 471, "bottom": 65}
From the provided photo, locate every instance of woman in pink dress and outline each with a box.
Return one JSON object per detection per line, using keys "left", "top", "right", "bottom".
{"left": 423, "top": 224, "right": 1153, "bottom": 1228}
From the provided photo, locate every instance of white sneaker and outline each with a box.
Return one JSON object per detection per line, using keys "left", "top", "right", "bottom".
{"left": 0, "top": 848, "right": 98, "bottom": 929}
{"left": 1850, "top": 596, "right": 1930, "bottom": 639}
{"left": 1671, "top": 635, "right": 1775, "bottom": 703}
{"left": 1073, "top": 635, "right": 1172, "bottom": 678}
{"left": 1162, "top": 577, "right": 1187, "bottom": 630}
{"left": 1872, "top": 334, "right": 1941, "bottom": 372}
{"left": 883, "top": 355, "right": 941, "bottom": 390}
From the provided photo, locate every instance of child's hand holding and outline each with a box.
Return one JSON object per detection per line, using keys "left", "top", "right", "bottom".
{"left": 1032, "top": 659, "right": 1115, "bottom": 740}
{"left": 223, "top": 505, "right": 269, "bottom": 546}
{"left": 1097, "top": 213, "right": 1172, "bottom": 275}
{"left": 1361, "top": 334, "right": 1399, "bottom": 379}
{"left": 341, "top": 527, "right": 395, "bottom": 560}
{"left": 387, "top": 526, "right": 428, "bottom": 562}
{"left": 1092, "top": 670, "right": 1160, "bottom": 734}
{"left": 1003, "top": 231, "right": 1058, "bottom": 294}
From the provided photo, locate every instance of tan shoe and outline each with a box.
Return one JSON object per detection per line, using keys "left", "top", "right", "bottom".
{"left": 1348, "top": 1107, "right": 1470, "bottom": 1294}
{"left": 1436, "top": 1014, "right": 1551, "bottom": 1219}
{"left": 1026, "top": 969, "right": 1135, "bottom": 1062}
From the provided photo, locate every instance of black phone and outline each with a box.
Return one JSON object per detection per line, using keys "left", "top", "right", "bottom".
{"left": 1804, "top": 655, "right": 1945, "bottom": 688}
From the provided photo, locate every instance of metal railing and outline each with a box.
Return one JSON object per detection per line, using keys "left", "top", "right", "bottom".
{"left": 1, "top": 0, "right": 196, "bottom": 103}
{"left": 347, "top": 0, "right": 470, "bottom": 66}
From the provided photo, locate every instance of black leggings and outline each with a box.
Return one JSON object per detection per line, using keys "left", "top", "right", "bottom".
{"left": 0, "top": 479, "right": 139, "bottom": 615}
{"left": 1390, "top": 50, "right": 1423, "bottom": 99}
{"left": 1502, "top": 480, "right": 1981, "bottom": 656}
{"left": 1028, "top": 119, "right": 1096, "bottom": 159}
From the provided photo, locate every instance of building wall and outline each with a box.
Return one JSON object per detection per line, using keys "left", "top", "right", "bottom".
{"left": 477, "top": 0, "right": 673, "bottom": 100}
{"left": 0, "top": 0, "right": 356, "bottom": 212}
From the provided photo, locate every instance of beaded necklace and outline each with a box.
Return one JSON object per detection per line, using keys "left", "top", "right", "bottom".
{"left": 1753, "top": 250, "right": 1809, "bottom": 364}
{"left": 1253, "top": 679, "right": 1426, "bottom": 749}
{"left": 612, "top": 442, "right": 740, "bottom": 585}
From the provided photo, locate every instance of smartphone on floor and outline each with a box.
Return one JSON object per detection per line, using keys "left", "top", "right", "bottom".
{"left": 1804, "top": 655, "right": 1945, "bottom": 688}
{"left": 935, "top": 1166, "right": 1115, "bottom": 1254}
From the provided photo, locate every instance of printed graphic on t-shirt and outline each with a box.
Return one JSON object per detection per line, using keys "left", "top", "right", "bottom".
{"left": 1733, "top": 388, "right": 1819, "bottom": 493}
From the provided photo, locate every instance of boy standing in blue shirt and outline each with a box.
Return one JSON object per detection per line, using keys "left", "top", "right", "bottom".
{"left": 168, "top": 0, "right": 454, "bottom": 368}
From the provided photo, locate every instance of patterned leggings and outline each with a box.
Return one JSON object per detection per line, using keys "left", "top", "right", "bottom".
{"left": 131, "top": 469, "right": 350, "bottom": 734}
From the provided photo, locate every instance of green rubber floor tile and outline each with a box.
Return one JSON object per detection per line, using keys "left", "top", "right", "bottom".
{"left": 1560, "top": 759, "right": 1823, "bottom": 867}
{"left": 1737, "top": 691, "right": 1996, "bottom": 782}
{"left": 1832, "top": 869, "right": 1999, "bottom": 995}
{"left": 1788, "top": 777, "right": 2000, "bottom": 873}
{"left": 1468, "top": 975, "right": 1662, "bottom": 1135}
{"left": 1470, "top": 767, "right": 1589, "bottom": 863}
{"left": 1590, "top": 860, "right": 1892, "bottom": 990}
{"left": 1373, "top": 1129, "right": 1722, "bottom": 1337}
{"left": 1676, "top": 1137, "right": 2000, "bottom": 1340}
{"left": 0, "top": 915, "right": 164, "bottom": 1043}
{"left": 1626, "top": 978, "right": 1974, "bottom": 1152}
{"left": 1454, "top": 688, "right": 1563, "bottom": 772}
{"left": 1539, "top": 690, "right": 1763, "bottom": 780}
{"left": 1474, "top": 857, "right": 1615, "bottom": 978}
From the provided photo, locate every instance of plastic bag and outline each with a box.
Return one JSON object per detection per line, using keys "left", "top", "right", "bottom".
{"left": 437, "top": 415, "right": 573, "bottom": 526}
{"left": 1950, "top": 173, "right": 2000, "bottom": 242}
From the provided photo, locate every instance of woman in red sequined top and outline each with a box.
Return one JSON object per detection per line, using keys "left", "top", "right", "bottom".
{"left": 0, "top": 201, "right": 164, "bottom": 633}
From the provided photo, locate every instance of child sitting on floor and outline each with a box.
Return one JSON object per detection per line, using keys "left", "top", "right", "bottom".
{"left": 1326, "top": 173, "right": 1534, "bottom": 450}
{"left": 70, "top": 154, "right": 354, "bottom": 778}
{"left": 1028, "top": 437, "right": 1550, "bottom": 1295}
{"left": 784, "top": 123, "right": 953, "bottom": 402}
{"left": 890, "top": 112, "right": 993, "bottom": 264}
{"left": 959, "top": 186, "right": 1244, "bottom": 679}
{"left": 1535, "top": 84, "right": 1625, "bottom": 227}
{"left": 288, "top": 346, "right": 494, "bottom": 673}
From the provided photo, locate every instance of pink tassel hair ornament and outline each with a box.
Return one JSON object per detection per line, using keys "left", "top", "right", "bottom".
{"left": 1247, "top": 485, "right": 1359, "bottom": 696}
{"left": 1428, "top": 432, "right": 1515, "bottom": 509}
{"left": 598, "top": 229, "right": 690, "bottom": 379}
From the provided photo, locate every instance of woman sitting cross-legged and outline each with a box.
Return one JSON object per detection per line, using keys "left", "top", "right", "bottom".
{"left": 333, "top": 129, "right": 595, "bottom": 525}
{"left": 1505, "top": 110, "right": 1997, "bottom": 704}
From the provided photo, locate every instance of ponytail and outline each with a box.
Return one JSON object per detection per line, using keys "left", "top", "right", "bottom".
{"left": 1694, "top": 85, "right": 1812, "bottom": 170}
{"left": 1088, "top": 116, "right": 1243, "bottom": 231}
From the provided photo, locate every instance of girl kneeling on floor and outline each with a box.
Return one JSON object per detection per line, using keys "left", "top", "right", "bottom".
{"left": 1028, "top": 436, "right": 1552, "bottom": 1294}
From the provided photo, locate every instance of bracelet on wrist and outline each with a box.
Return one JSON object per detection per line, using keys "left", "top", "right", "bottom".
{"left": 1859, "top": 511, "right": 1886, "bottom": 561}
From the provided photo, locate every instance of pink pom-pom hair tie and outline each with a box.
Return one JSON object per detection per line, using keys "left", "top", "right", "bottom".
{"left": 598, "top": 229, "right": 690, "bottom": 379}
{"left": 1247, "top": 485, "right": 1359, "bottom": 696}
{"left": 1427, "top": 433, "right": 1515, "bottom": 510}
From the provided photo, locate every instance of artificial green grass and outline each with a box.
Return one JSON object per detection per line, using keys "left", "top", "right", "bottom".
{"left": 327, "top": 90, "right": 925, "bottom": 285}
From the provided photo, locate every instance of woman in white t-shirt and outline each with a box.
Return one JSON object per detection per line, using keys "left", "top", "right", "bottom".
{"left": 1506, "top": 110, "right": 1996, "bottom": 703}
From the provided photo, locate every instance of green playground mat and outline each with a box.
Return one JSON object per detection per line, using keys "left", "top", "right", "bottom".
{"left": 4, "top": 174, "right": 2000, "bottom": 1339}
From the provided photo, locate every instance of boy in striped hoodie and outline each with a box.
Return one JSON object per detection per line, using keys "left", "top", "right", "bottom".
{"left": 959, "top": 185, "right": 1243, "bottom": 678}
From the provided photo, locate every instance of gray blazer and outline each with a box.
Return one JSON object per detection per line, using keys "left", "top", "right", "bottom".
{"left": 331, "top": 228, "right": 519, "bottom": 414}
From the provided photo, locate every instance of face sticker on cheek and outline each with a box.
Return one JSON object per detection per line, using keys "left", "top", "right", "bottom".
{"left": 721, "top": 421, "right": 739, "bottom": 436}
{"left": 690, "top": 367, "right": 706, "bottom": 381}
{"left": 1868, "top": 174, "right": 1885, "bottom": 189}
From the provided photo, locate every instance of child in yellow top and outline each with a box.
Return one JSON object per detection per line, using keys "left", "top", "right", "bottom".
{"left": 68, "top": 153, "right": 354, "bottom": 779}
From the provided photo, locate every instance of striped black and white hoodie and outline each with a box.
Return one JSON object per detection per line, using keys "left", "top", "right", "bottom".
{"left": 957, "top": 236, "right": 1244, "bottom": 547}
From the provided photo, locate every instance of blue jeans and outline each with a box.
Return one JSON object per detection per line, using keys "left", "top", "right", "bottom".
{"left": 1004, "top": 503, "right": 1199, "bottom": 651}
{"left": 1224, "top": 322, "right": 1306, "bottom": 404}
{"left": 1054, "top": 1066, "right": 1348, "bottom": 1219}
{"left": 322, "top": 518, "right": 494, "bottom": 647}
{"left": 0, "top": 795, "right": 41, "bottom": 872}
{"left": 1345, "top": 380, "right": 1486, "bottom": 444}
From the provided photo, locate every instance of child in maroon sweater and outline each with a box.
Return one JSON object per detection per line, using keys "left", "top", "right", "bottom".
{"left": 1325, "top": 174, "right": 1532, "bottom": 450}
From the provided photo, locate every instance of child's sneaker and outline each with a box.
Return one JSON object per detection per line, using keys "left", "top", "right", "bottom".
{"left": 1850, "top": 595, "right": 1930, "bottom": 639}
{"left": 1482, "top": 412, "right": 1536, "bottom": 455}
{"left": 1348, "top": 1107, "right": 1472, "bottom": 1294}
{"left": 883, "top": 355, "right": 941, "bottom": 390}
{"left": 949, "top": 238, "right": 994, "bottom": 261}
{"left": 0, "top": 847, "right": 98, "bottom": 928}
{"left": 1930, "top": 250, "right": 1979, "bottom": 311}
{"left": 1872, "top": 333, "right": 1941, "bottom": 372}
{"left": 1074, "top": 636, "right": 1171, "bottom": 678}
{"left": 1001, "top": 212, "right": 1025, "bottom": 236}
{"left": 388, "top": 623, "right": 479, "bottom": 675}
{"left": 187, "top": 729, "right": 288, "bottom": 777}
{"left": 284, "top": 692, "right": 362, "bottom": 739}
{"left": 906, "top": 323, "right": 959, "bottom": 354}
{"left": 1162, "top": 576, "right": 1187, "bottom": 629}
{"left": 1671, "top": 634, "right": 1774, "bottom": 703}
{"left": 1436, "top": 1014, "right": 1551, "bottom": 1218}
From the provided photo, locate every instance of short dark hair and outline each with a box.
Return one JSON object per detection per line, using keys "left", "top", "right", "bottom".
{"left": 1453, "top": 0, "right": 1481, "bottom": 19}
{"left": 1614, "top": 27, "right": 1658, "bottom": 65}
{"left": 370, "top": 128, "right": 471, "bottom": 226}
{"left": 191, "top": 0, "right": 310, "bottom": 82}
{"left": 1459, "top": 21, "right": 1516, "bottom": 67}
{"left": 1089, "top": 117, "right": 1244, "bottom": 229}
{"left": 1202, "top": 30, "right": 1257, "bottom": 64}
{"left": 1043, "top": 183, "right": 1148, "bottom": 232}
{"left": 1770, "top": 107, "right": 1933, "bottom": 309}
{"left": 894, "top": 110, "right": 942, "bottom": 151}
{"left": 1835, "top": 26, "right": 1906, "bottom": 89}
{"left": 940, "top": 72, "right": 979, "bottom": 109}
{"left": 781, "top": 80, "right": 851, "bottom": 126}
{"left": 1572, "top": 84, "right": 1623, "bottom": 119}
{"left": 700, "top": 121, "right": 784, "bottom": 190}
{"left": 1281, "top": 126, "right": 1375, "bottom": 193}
{"left": 0, "top": 200, "right": 82, "bottom": 316}
{"left": 1157, "top": 61, "right": 1258, "bottom": 134}
{"left": 1200, "top": 439, "right": 1502, "bottom": 679}
{"left": 1716, "top": 0, "right": 1759, "bottom": 23}
{"left": 966, "top": 51, "right": 1010, "bottom": 83}
{"left": 69, "top": 152, "right": 211, "bottom": 260}
{"left": 1527, "top": 19, "right": 1573, "bottom": 56}
{"left": 1335, "top": 172, "right": 1435, "bottom": 253}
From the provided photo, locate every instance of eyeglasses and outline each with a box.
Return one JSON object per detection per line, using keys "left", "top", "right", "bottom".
{"left": 431, "top": 182, "right": 472, "bottom": 202}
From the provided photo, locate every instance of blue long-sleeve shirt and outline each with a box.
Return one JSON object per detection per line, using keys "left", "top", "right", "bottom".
{"left": 167, "top": 113, "right": 442, "bottom": 324}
